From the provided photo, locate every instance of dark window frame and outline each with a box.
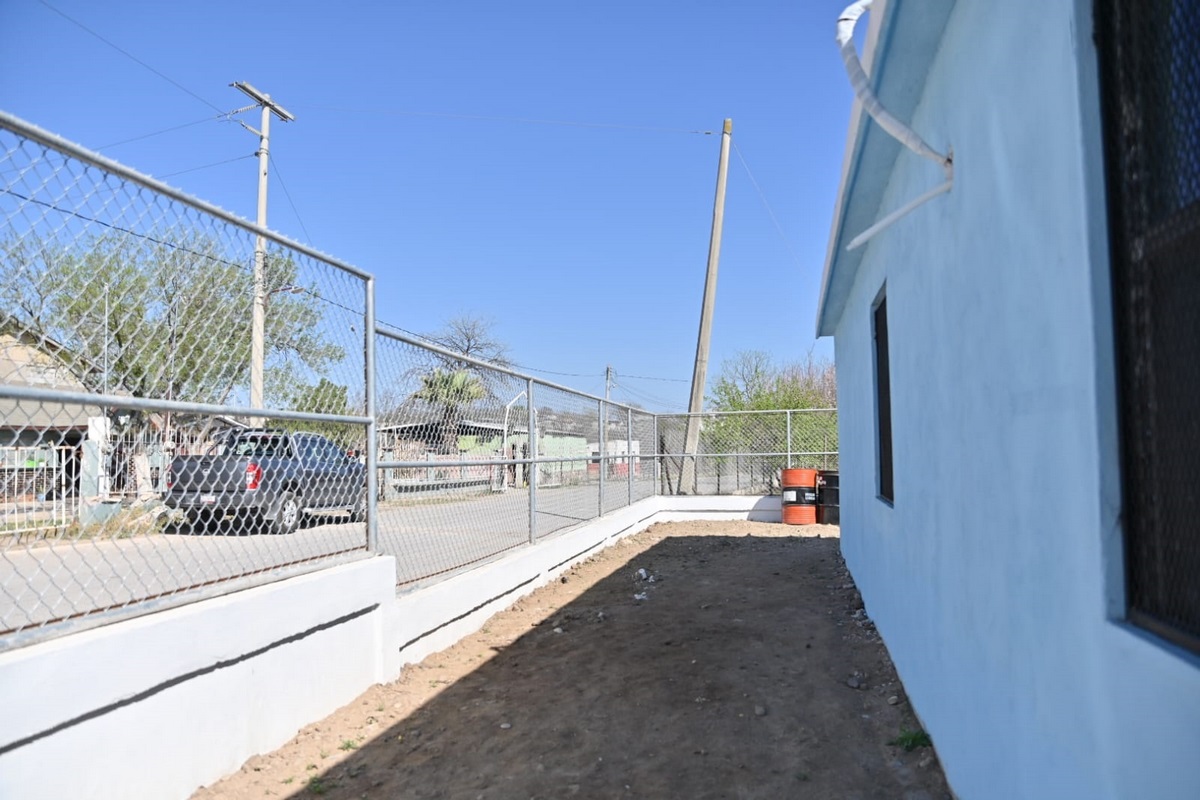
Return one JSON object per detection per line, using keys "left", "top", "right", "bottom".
{"left": 1095, "top": 0, "right": 1200, "bottom": 655}
{"left": 872, "top": 291, "right": 894, "bottom": 504}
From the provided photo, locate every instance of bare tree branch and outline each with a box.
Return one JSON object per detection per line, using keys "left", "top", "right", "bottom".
{"left": 426, "top": 314, "right": 512, "bottom": 369}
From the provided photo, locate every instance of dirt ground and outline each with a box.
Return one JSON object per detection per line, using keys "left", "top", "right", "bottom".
{"left": 192, "top": 520, "right": 951, "bottom": 800}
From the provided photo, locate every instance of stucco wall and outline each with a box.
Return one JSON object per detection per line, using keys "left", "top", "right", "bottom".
{"left": 832, "top": 2, "right": 1200, "bottom": 798}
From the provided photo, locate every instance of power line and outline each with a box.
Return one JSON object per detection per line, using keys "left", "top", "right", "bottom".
{"left": 95, "top": 117, "right": 221, "bottom": 151}
{"left": 732, "top": 140, "right": 803, "bottom": 271}
{"left": 2, "top": 188, "right": 359, "bottom": 317}
{"left": 301, "top": 106, "right": 715, "bottom": 136}
{"left": 10, "top": 189, "right": 684, "bottom": 395}
{"left": 157, "top": 153, "right": 255, "bottom": 179}
{"left": 377, "top": 321, "right": 429, "bottom": 341}
{"left": 5, "top": 190, "right": 681, "bottom": 394}
{"left": 513, "top": 364, "right": 599, "bottom": 379}
{"left": 38, "top": 0, "right": 225, "bottom": 115}
{"left": 3, "top": 187, "right": 246, "bottom": 271}
{"left": 269, "top": 156, "right": 313, "bottom": 246}
{"left": 614, "top": 381, "right": 688, "bottom": 411}
{"left": 616, "top": 372, "right": 689, "bottom": 383}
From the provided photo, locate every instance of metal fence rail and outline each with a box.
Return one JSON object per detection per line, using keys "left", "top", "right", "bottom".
{"left": 0, "top": 112, "right": 373, "bottom": 648}
{"left": 0, "top": 111, "right": 837, "bottom": 651}
{"left": 372, "top": 326, "right": 657, "bottom": 588}
{"left": 656, "top": 410, "right": 839, "bottom": 495}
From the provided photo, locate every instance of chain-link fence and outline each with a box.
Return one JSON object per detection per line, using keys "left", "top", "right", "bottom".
{"left": 0, "top": 112, "right": 373, "bottom": 648}
{"left": 0, "top": 111, "right": 837, "bottom": 650}
{"left": 372, "top": 326, "right": 658, "bottom": 589}
{"left": 656, "top": 410, "right": 838, "bottom": 496}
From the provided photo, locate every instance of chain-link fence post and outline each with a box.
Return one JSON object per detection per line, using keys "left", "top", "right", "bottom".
{"left": 786, "top": 409, "right": 793, "bottom": 469}
{"left": 365, "top": 276, "right": 378, "bottom": 553}
{"left": 597, "top": 399, "right": 606, "bottom": 517}
{"left": 653, "top": 415, "right": 660, "bottom": 496}
{"left": 527, "top": 378, "right": 537, "bottom": 545}
{"left": 626, "top": 407, "right": 633, "bottom": 506}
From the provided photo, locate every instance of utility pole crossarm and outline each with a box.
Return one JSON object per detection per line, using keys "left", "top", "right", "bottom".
{"left": 230, "top": 82, "right": 295, "bottom": 123}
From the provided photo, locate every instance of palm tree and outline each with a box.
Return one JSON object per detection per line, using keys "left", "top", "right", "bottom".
{"left": 413, "top": 369, "right": 486, "bottom": 454}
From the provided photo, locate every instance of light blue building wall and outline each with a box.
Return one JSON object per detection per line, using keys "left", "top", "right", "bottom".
{"left": 819, "top": 1, "right": 1200, "bottom": 798}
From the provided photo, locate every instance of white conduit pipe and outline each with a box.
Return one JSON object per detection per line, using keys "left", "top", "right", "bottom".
{"left": 846, "top": 178, "right": 952, "bottom": 251}
{"left": 837, "top": 0, "right": 953, "bottom": 251}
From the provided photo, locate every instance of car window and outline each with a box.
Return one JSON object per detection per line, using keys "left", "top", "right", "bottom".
{"left": 297, "top": 436, "right": 335, "bottom": 463}
{"left": 232, "top": 436, "right": 287, "bottom": 457}
{"left": 294, "top": 437, "right": 316, "bottom": 461}
{"left": 312, "top": 437, "right": 341, "bottom": 462}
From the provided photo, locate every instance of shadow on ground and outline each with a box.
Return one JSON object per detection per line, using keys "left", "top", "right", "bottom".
{"left": 213, "top": 525, "right": 949, "bottom": 799}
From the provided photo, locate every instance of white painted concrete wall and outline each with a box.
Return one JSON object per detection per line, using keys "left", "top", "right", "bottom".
{"left": 832, "top": 2, "right": 1200, "bottom": 798}
{"left": 0, "top": 494, "right": 780, "bottom": 800}
{"left": 0, "top": 556, "right": 397, "bottom": 800}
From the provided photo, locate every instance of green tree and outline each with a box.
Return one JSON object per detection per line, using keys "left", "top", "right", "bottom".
{"left": 703, "top": 350, "right": 838, "bottom": 489}
{"left": 0, "top": 233, "right": 342, "bottom": 406}
{"left": 281, "top": 378, "right": 359, "bottom": 450}
{"left": 412, "top": 369, "right": 487, "bottom": 454}
{"left": 708, "top": 350, "right": 836, "bottom": 411}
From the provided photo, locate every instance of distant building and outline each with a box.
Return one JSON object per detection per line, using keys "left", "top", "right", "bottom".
{"left": 0, "top": 324, "right": 102, "bottom": 504}
{"left": 0, "top": 324, "right": 100, "bottom": 449}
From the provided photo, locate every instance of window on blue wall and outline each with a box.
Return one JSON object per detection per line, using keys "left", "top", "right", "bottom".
{"left": 873, "top": 293, "right": 894, "bottom": 503}
{"left": 1097, "top": 0, "right": 1200, "bottom": 655}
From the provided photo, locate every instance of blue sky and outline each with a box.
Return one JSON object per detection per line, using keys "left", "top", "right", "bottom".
{"left": 1, "top": 0, "right": 856, "bottom": 410}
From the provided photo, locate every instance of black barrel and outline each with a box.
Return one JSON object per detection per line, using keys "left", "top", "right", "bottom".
{"left": 817, "top": 471, "right": 840, "bottom": 525}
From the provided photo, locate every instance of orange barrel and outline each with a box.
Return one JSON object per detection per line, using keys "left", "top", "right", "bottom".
{"left": 817, "top": 471, "right": 840, "bottom": 525}
{"left": 780, "top": 468, "right": 818, "bottom": 525}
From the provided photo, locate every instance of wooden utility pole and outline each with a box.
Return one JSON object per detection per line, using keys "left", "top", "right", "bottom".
{"left": 681, "top": 118, "right": 732, "bottom": 494}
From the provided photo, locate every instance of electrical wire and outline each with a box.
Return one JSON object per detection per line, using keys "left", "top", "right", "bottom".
{"left": 3, "top": 187, "right": 246, "bottom": 271}
{"left": 606, "top": 369, "right": 692, "bottom": 410}
{"left": 7, "top": 159, "right": 678, "bottom": 393}
{"left": 269, "top": 156, "right": 314, "bottom": 246}
{"left": 512, "top": 364, "right": 599, "bottom": 379}
{"left": 615, "top": 382, "right": 688, "bottom": 411}
{"left": 2, "top": 188, "right": 361, "bottom": 318}
{"left": 301, "top": 106, "right": 715, "bottom": 136}
{"left": 609, "top": 369, "right": 691, "bottom": 411}
{"left": 8, "top": 183, "right": 684, "bottom": 401}
{"left": 157, "top": 153, "right": 255, "bottom": 179}
{"left": 95, "top": 117, "right": 221, "bottom": 151}
{"left": 38, "top": 0, "right": 226, "bottom": 115}
{"left": 732, "top": 141, "right": 804, "bottom": 271}
{"left": 616, "top": 372, "right": 689, "bottom": 383}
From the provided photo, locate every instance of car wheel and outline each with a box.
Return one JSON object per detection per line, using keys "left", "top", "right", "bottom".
{"left": 270, "top": 492, "right": 302, "bottom": 535}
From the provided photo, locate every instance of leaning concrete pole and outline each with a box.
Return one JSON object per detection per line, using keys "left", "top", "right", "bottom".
{"left": 681, "top": 118, "right": 732, "bottom": 494}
